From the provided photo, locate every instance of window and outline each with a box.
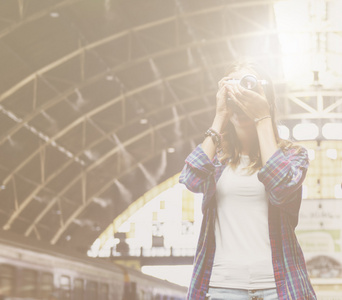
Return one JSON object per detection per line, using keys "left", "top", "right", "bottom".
{"left": 0, "top": 264, "right": 15, "bottom": 296}
{"left": 39, "top": 273, "right": 54, "bottom": 298}
{"left": 99, "top": 283, "right": 109, "bottom": 300}
{"left": 86, "top": 281, "right": 97, "bottom": 300}
{"left": 60, "top": 275, "right": 71, "bottom": 300}
{"left": 74, "top": 278, "right": 84, "bottom": 300}
{"left": 20, "top": 269, "right": 38, "bottom": 297}
{"left": 144, "top": 290, "right": 153, "bottom": 300}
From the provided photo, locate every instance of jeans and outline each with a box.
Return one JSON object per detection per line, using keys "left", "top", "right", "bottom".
{"left": 207, "top": 287, "right": 279, "bottom": 300}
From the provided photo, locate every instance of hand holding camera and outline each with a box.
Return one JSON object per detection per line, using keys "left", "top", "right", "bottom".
{"left": 225, "top": 74, "right": 268, "bottom": 100}
{"left": 223, "top": 74, "right": 270, "bottom": 122}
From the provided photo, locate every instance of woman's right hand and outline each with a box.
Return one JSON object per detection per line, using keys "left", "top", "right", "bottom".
{"left": 202, "top": 77, "right": 232, "bottom": 159}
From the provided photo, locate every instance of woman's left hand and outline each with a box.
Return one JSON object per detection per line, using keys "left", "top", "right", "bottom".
{"left": 226, "top": 83, "right": 271, "bottom": 120}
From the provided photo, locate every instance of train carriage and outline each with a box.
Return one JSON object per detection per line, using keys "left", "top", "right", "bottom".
{"left": 0, "top": 234, "right": 187, "bottom": 300}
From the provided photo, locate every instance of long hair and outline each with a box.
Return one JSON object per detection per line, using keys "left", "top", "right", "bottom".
{"left": 219, "top": 59, "right": 295, "bottom": 172}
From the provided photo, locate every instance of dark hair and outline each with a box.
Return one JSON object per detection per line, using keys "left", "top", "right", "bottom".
{"left": 220, "top": 58, "right": 295, "bottom": 172}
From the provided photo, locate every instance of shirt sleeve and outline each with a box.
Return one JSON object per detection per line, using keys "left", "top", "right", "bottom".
{"left": 179, "top": 144, "right": 221, "bottom": 195}
{"left": 257, "top": 146, "right": 309, "bottom": 207}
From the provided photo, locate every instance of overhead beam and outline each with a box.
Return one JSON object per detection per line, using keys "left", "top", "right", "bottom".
{"left": 22, "top": 102, "right": 214, "bottom": 238}
{"left": 0, "top": 0, "right": 283, "bottom": 106}
{"left": 48, "top": 107, "right": 214, "bottom": 245}
{"left": 0, "top": 31, "right": 280, "bottom": 146}
{"left": 1, "top": 67, "right": 203, "bottom": 186}
{"left": 0, "top": 0, "right": 84, "bottom": 40}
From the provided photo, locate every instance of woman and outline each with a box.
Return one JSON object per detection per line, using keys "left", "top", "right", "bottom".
{"left": 179, "top": 60, "right": 317, "bottom": 300}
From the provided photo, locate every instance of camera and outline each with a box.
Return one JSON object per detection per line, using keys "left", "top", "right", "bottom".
{"left": 227, "top": 74, "right": 268, "bottom": 92}
{"left": 226, "top": 74, "right": 268, "bottom": 107}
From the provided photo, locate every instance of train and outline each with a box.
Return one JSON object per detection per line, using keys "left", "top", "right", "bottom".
{"left": 0, "top": 232, "right": 187, "bottom": 300}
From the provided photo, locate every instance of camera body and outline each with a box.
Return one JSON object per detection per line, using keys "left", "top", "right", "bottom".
{"left": 227, "top": 74, "right": 268, "bottom": 92}
{"left": 226, "top": 74, "right": 268, "bottom": 107}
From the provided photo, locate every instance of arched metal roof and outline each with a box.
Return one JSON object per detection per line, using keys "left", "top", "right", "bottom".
{"left": 0, "top": 0, "right": 341, "bottom": 253}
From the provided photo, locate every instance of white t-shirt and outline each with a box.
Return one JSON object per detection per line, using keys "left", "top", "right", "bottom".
{"left": 209, "top": 155, "right": 276, "bottom": 290}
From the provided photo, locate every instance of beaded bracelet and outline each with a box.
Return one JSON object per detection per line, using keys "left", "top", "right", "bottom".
{"left": 204, "top": 128, "right": 222, "bottom": 148}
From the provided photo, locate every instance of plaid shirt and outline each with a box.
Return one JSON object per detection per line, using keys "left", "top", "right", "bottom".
{"left": 179, "top": 145, "right": 317, "bottom": 300}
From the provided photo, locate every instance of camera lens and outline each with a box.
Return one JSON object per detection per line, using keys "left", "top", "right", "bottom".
{"left": 239, "top": 74, "right": 258, "bottom": 90}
